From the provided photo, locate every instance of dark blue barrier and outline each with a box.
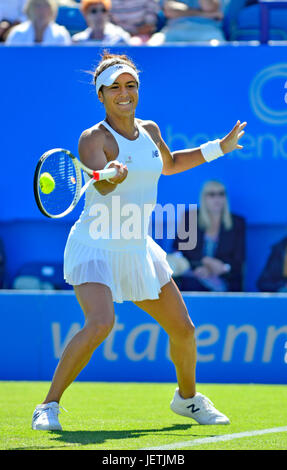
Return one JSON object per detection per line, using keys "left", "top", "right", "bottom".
{"left": 1, "top": 291, "right": 287, "bottom": 384}
{"left": 1, "top": 45, "right": 287, "bottom": 291}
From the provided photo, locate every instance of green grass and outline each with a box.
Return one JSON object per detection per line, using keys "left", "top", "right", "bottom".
{"left": 0, "top": 381, "right": 286, "bottom": 450}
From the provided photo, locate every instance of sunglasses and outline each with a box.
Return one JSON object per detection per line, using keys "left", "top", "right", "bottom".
{"left": 88, "top": 7, "right": 107, "bottom": 14}
{"left": 205, "top": 191, "right": 225, "bottom": 197}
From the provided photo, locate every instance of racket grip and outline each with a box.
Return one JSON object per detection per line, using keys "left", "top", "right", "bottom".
{"left": 93, "top": 168, "right": 117, "bottom": 182}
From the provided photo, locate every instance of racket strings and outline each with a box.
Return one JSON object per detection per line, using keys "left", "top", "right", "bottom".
{"left": 38, "top": 151, "right": 80, "bottom": 216}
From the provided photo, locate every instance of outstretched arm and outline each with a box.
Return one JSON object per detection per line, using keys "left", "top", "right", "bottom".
{"left": 145, "top": 120, "right": 247, "bottom": 176}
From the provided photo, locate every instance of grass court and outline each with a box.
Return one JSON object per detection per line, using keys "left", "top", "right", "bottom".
{"left": 1, "top": 381, "right": 286, "bottom": 450}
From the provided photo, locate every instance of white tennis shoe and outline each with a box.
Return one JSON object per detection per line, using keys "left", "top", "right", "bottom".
{"left": 170, "top": 389, "right": 230, "bottom": 425}
{"left": 32, "top": 402, "right": 64, "bottom": 431}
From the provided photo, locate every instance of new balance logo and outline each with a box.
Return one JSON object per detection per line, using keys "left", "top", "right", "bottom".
{"left": 186, "top": 404, "right": 200, "bottom": 413}
{"left": 152, "top": 150, "right": 159, "bottom": 158}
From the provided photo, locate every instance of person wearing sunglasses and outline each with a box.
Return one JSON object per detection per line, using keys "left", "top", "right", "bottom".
{"left": 173, "top": 180, "right": 246, "bottom": 292}
{"left": 72, "top": 0, "right": 131, "bottom": 45}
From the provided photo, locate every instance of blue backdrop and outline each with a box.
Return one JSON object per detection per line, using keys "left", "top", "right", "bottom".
{"left": 1, "top": 291, "right": 287, "bottom": 384}
{"left": 1, "top": 44, "right": 287, "bottom": 290}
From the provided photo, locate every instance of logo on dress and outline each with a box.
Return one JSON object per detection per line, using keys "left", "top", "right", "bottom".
{"left": 152, "top": 150, "right": 160, "bottom": 158}
{"left": 125, "top": 155, "right": 133, "bottom": 163}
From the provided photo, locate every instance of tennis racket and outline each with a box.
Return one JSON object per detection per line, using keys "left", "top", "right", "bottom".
{"left": 33, "top": 148, "right": 117, "bottom": 218}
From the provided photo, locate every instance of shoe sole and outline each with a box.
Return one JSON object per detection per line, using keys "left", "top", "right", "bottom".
{"left": 32, "top": 424, "right": 62, "bottom": 431}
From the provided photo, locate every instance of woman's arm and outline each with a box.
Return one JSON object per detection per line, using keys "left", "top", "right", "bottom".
{"left": 199, "top": 0, "right": 220, "bottom": 13}
{"left": 163, "top": 1, "right": 222, "bottom": 20}
{"left": 143, "top": 120, "right": 247, "bottom": 176}
{"left": 78, "top": 127, "right": 128, "bottom": 195}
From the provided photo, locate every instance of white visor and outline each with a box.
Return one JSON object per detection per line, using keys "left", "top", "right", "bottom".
{"left": 96, "top": 64, "right": 139, "bottom": 94}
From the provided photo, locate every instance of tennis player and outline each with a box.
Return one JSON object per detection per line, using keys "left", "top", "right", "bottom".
{"left": 32, "top": 52, "right": 246, "bottom": 431}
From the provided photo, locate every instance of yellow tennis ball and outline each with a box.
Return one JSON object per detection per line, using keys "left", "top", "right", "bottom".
{"left": 39, "top": 172, "right": 55, "bottom": 194}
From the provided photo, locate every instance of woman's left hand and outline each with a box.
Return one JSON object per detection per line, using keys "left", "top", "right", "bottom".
{"left": 220, "top": 120, "right": 247, "bottom": 154}
{"left": 202, "top": 256, "right": 226, "bottom": 276}
{"left": 193, "top": 265, "right": 212, "bottom": 279}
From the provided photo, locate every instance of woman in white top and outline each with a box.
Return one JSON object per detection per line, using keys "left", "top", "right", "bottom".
{"left": 32, "top": 52, "right": 246, "bottom": 431}
{"left": 5, "top": 0, "right": 71, "bottom": 45}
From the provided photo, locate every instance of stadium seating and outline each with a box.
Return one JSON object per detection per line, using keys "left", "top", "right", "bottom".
{"left": 223, "top": 0, "right": 287, "bottom": 41}
{"left": 12, "top": 261, "right": 72, "bottom": 290}
{"left": 56, "top": 4, "right": 86, "bottom": 35}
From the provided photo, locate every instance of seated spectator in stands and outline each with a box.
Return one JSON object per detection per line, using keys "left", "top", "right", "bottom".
{"left": 0, "top": 0, "right": 26, "bottom": 42}
{"left": 172, "top": 180, "right": 246, "bottom": 292}
{"left": 72, "top": 0, "right": 131, "bottom": 44}
{"left": 148, "top": 0, "right": 226, "bottom": 45}
{"left": 5, "top": 0, "right": 71, "bottom": 45}
{"left": 109, "top": 0, "right": 160, "bottom": 44}
{"left": 257, "top": 236, "right": 287, "bottom": 292}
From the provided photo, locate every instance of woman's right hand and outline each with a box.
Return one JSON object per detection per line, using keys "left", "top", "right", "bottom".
{"left": 107, "top": 161, "right": 128, "bottom": 185}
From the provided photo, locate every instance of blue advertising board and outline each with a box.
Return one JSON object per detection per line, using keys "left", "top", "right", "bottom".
{"left": 1, "top": 291, "right": 286, "bottom": 384}
{"left": 0, "top": 44, "right": 287, "bottom": 224}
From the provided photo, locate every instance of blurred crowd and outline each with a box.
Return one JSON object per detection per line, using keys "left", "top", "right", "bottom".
{"left": 0, "top": 0, "right": 265, "bottom": 46}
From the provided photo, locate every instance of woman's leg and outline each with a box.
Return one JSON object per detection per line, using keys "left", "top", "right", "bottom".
{"left": 134, "top": 278, "right": 197, "bottom": 399}
{"left": 43, "top": 282, "right": 115, "bottom": 404}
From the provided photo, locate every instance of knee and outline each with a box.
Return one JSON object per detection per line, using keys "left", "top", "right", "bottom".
{"left": 170, "top": 317, "right": 196, "bottom": 345}
{"left": 84, "top": 314, "right": 115, "bottom": 349}
{"left": 181, "top": 321, "right": 196, "bottom": 343}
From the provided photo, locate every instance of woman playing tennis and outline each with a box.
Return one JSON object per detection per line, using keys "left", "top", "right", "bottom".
{"left": 32, "top": 52, "right": 246, "bottom": 430}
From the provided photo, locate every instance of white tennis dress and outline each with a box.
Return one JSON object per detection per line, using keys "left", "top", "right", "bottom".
{"left": 64, "top": 120, "right": 173, "bottom": 303}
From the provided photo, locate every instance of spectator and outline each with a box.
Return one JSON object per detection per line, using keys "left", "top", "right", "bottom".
{"left": 172, "top": 180, "right": 246, "bottom": 292}
{"left": 148, "top": 0, "right": 226, "bottom": 45}
{"left": 109, "top": 0, "right": 160, "bottom": 44}
{"left": 0, "top": 0, "right": 26, "bottom": 42}
{"left": 72, "top": 0, "right": 131, "bottom": 44}
{"left": 5, "top": 0, "right": 72, "bottom": 45}
{"left": 257, "top": 236, "right": 287, "bottom": 292}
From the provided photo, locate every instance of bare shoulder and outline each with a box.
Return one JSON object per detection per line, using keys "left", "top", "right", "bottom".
{"left": 137, "top": 118, "right": 161, "bottom": 133}
{"left": 78, "top": 123, "right": 110, "bottom": 169}
{"left": 78, "top": 123, "right": 106, "bottom": 150}
{"left": 136, "top": 118, "right": 162, "bottom": 145}
{"left": 78, "top": 122, "right": 119, "bottom": 169}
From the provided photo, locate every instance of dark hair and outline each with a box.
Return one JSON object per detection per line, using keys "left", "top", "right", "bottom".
{"left": 93, "top": 50, "right": 140, "bottom": 90}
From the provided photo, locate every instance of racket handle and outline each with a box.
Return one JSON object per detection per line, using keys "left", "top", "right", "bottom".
{"left": 93, "top": 168, "right": 117, "bottom": 182}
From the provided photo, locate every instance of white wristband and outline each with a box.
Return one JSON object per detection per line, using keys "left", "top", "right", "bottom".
{"left": 200, "top": 139, "right": 224, "bottom": 162}
{"left": 103, "top": 160, "right": 117, "bottom": 184}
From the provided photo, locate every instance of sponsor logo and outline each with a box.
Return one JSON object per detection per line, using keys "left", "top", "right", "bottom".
{"left": 186, "top": 404, "right": 200, "bottom": 413}
{"left": 249, "top": 63, "right": 287, "bottom": 125}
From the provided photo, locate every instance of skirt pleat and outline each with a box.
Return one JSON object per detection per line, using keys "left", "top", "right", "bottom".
{"left": 64, "top": 236, "right": 173, "bottom": 303}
